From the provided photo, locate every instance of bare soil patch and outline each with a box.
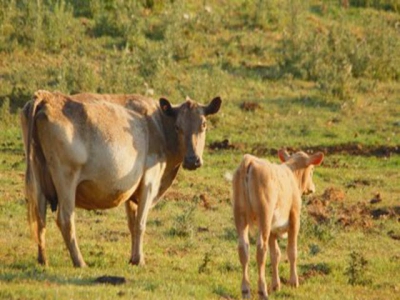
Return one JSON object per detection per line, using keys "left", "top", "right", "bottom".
{"left": 209, "top": 139, "right": 245, "bottom": 151}
{"left": 246, "top": 143, "right": 399, "bottom": 158}
{"left": 240, "top": 101, "right": 261, "bottom": 112}
{"left": 306, "top": 187, "right": 400, "bottom": 231}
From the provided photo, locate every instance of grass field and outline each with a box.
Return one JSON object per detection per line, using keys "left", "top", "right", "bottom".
{"left": 0, "top": 1, "right": 399, "bottom": 299}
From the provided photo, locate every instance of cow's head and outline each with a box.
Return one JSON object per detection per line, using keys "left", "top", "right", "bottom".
{"left": 160, "top": 96, "right": 222, "bottom": 170}
{"left": 278, "top": 149, "right": 324, "bottom": 195}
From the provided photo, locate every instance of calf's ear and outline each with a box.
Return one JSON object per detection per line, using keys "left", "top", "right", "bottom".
{"left": 160, "top": 98, "right": 177, "bottom": 117}
{"left": 204, "top": 96, "right": 222, "bottom": 116}
{"left": 309, "top": 152, "right": 324, "bottom": 166}
{"left": 278, "top": 149, "right": 290, "bottom": 162}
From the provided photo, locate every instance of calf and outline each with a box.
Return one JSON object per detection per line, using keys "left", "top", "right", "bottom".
{"left": 232, "top": 149, "right": 324, "bottom": 299}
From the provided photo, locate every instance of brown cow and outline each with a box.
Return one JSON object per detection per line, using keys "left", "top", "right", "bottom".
{"left": 232, "top": 150, "right": 324, "bottom": 299}
{"left": 21, "top": 90, "right": 221, "bottom": 267}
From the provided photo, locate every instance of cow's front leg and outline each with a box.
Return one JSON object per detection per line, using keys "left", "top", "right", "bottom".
{"left": 125, "top": 200, "right": 138, "bottom": 264}
{"left": 130, "top": 164, "right": 163, "bottom": 266}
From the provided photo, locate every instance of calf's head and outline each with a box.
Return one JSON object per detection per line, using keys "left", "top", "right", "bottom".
{"left": 278, "top": 149, "right": 324, "bottom": 195}
{"left": 160, "top": 96, "right": 222, "bottom": 170}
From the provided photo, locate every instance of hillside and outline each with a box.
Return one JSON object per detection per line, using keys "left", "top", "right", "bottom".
{"left": 0, "top": 1, "right": 399, "bottom": 299}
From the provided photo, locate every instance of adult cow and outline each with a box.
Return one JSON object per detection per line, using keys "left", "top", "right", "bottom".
{"left": 21, "top": 90, "right": 221, "bottom": 267}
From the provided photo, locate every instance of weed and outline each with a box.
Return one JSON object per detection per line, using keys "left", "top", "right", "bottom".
{"left": 198, "top": 248, "right": 213, "bottom": 274}
{"left": 344, "top": 251, "right": 371, "bottom": 285}
{"left": 169, "top": 203, "right": 197, "bottom": 238}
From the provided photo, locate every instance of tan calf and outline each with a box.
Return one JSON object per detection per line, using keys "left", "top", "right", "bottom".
{"left": 232, "top": 149, "right": 324, "bottom": 299}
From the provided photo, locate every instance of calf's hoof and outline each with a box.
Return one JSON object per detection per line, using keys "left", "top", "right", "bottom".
{"left": 241, "top": 289, "right": 250, "bottom": 299}
{"left": 272, "top": 283, "right": 281, "bottom": 292}
{"left": 288, "top": 278, "right": 299, "bottom": 288}
{"left": 257, "top": 290, "right": 268, "bottom": 300}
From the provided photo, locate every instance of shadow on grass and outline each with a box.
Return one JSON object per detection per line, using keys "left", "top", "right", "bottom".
{"left": 268, "top": 96, "right": 341, "bottom": 112}
{"left": 0, "top": 261, "right": 122, "bottom": 286}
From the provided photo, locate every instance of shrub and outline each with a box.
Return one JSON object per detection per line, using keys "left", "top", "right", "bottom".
{"left": 349, "top": 0, "right": 399, "bottom": 12}
{"left": 0, "top": 0, "right": 82, "bottom": 53}
{"left": 344, "top": 251, "right": 371, "bottom": 285}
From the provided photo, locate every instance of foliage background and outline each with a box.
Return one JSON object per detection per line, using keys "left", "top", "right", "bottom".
{"left": 0, "top": 0, "right": 399, "bottom": 299}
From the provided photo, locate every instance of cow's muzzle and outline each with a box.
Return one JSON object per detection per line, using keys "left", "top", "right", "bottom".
{"left": 183, "top": 155, "right": 202, "bottom": 170}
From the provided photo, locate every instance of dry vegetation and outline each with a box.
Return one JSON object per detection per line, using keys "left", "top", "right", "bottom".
{"left": 0, "top": 0, "right": 399, "bottom": 299}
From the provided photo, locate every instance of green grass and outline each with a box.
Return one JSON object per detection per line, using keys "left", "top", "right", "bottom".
{"left": 1, "top": 0, "right": 400, "bottom": 299}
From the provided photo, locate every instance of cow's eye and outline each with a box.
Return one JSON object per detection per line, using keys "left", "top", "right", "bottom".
{"left": 175, "top": 125, "right": 180, "bottom": 132}
{"left": 201, "top": 121, "right": 207, "bottom": 131}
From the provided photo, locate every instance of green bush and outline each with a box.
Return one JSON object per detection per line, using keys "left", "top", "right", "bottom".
{"left": 0, "top": 0, "right": 82, "bottom": 53}
{"left": 277, "top": 6, "right": 400, "bottom": 97}
{"left": 349, "top": 0, "right": 399, "bottom": 12}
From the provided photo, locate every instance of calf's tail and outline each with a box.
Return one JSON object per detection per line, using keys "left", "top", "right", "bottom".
{"left": 232, "top": 154, "right": 255, "bottom": 226}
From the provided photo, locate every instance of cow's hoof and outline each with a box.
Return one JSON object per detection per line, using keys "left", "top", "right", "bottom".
{"left": 73, "top": 261, "right": 87, "bottom": 268}
{"left": 129, "top": 257, "right": 145, "bottom": 266}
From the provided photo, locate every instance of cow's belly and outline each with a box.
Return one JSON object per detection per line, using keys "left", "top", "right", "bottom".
{"left": 75, "top": 180, "right": 138, "bottom": 209}
{"left": 75, "top": 140, "right": 146, "bottom": 210}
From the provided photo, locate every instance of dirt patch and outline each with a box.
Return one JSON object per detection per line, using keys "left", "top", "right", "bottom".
{"left": 163, "top": 190, "right": 190, "bottom": 201}
{"left": 240, "top": 101, "right": 261, "bottom": 112}
{"left": 388, "top": 230, "right": 400, "bottom": 241}
{"left": 249, "top": 143, "right": 400, "bottom": 158}
{"left": 209, "top": 139, "right": 245, "bottom": 151}
{"left": 299, "top": 263, "right": 331, "bottom": 283}
{"left": 336, "top": 202, "right": 374, "bottom": 229}
{"left": 306, "top": 187, "right": 345, "bottom": 223}
{"left": 306, "top": 188, "right": 400, "bottom": 230}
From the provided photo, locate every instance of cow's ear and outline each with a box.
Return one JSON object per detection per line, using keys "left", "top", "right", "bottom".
{"left": 204, "top": 96, "right": 222, "bottom": 116}
{"left": 309, "top": 152, "right": 324, "bottom": 166}
{"left": 160, "top": 98, "right": 176, "bottom": 117}
{"left": 278, "top": 149, "right": 290, "bottom": 162}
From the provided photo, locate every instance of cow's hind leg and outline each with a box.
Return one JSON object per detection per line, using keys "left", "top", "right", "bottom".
{"left": 36, "top": 193, "right": 47, "bottom": 265}
{"left": 27, "top": 188, "right": 48, "bottom": 265}
{"left": 54, "top": 173, "right": 86, "bottom": 268}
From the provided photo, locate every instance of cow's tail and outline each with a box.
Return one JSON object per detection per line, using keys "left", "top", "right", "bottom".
{"left": 232, "top": 154, "right": 255, "bottom": 227}
{"left": 22, "top": 90, "right": 57, "bottom": 243}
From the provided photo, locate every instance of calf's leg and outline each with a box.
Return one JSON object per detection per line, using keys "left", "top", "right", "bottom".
{"left": 269, "top": 233, "right": 281, "bottom": 291}
{"left": 256, "top": 217, "right": 271, "bottom": 300}
{"left": 287, "top": 210, "right": 300, "bottom": 287}
{"left": 236, "top": 220, "right": 250, "bottom": 299}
